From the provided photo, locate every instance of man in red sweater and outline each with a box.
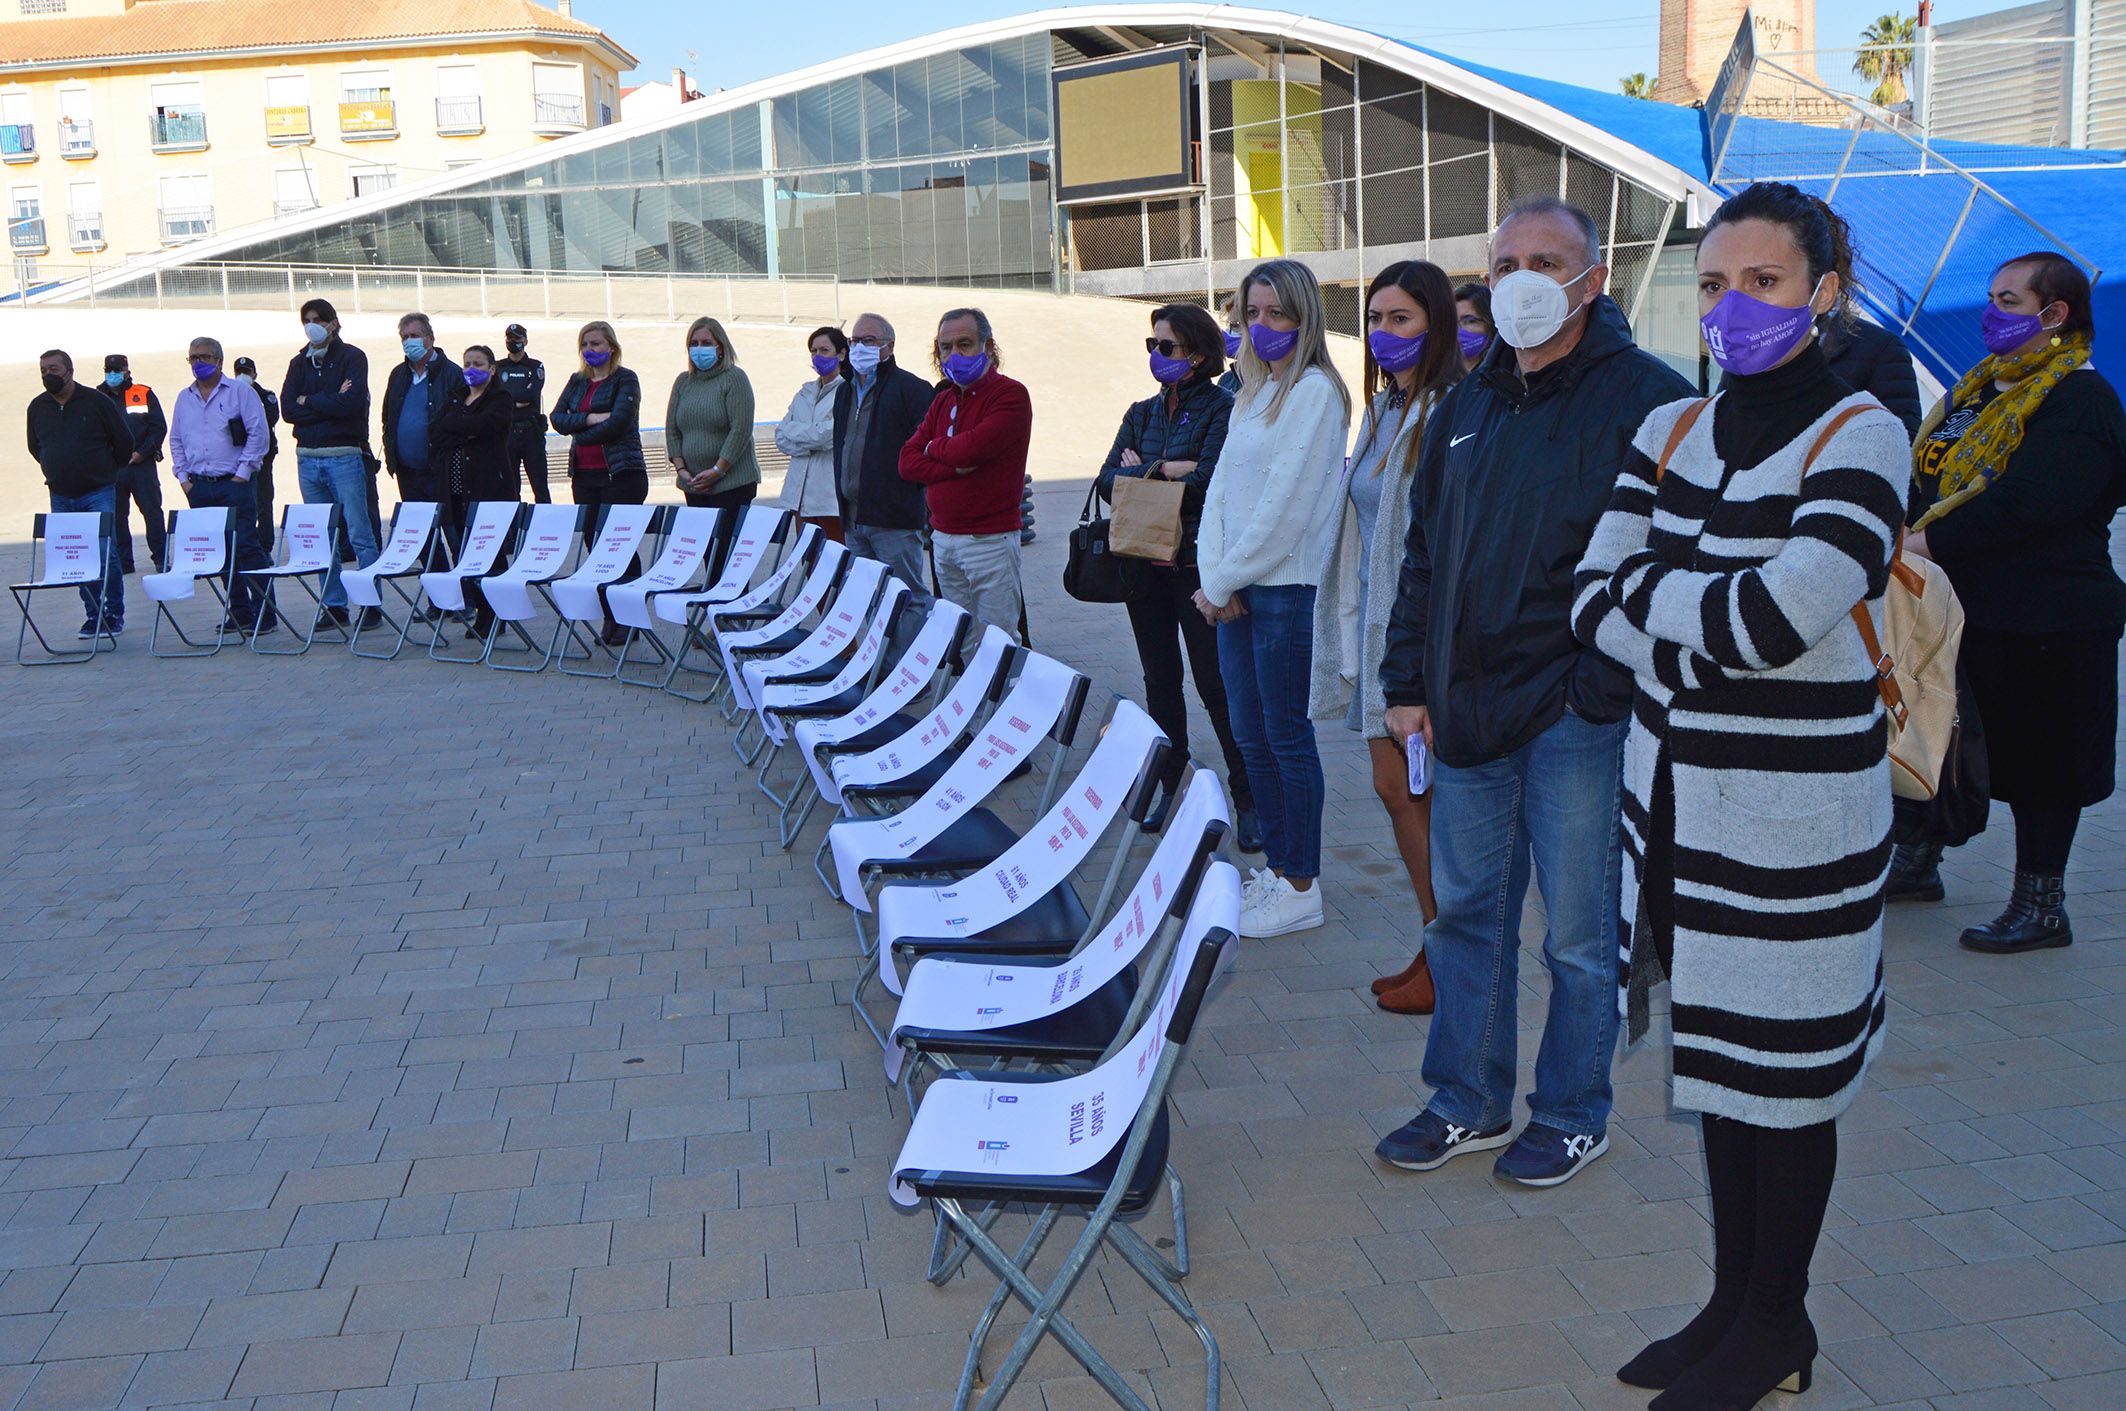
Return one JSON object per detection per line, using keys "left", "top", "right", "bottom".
{"left": 898, "top": 308, "right": 1033, "bottom": 639}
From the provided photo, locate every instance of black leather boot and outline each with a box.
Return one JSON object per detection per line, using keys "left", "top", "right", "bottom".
{"left": 1884, "top": 841, "right": 1944, "bottom": 903}
{"left": 1961, "top": 871, "right": 2072, "bottom": 953}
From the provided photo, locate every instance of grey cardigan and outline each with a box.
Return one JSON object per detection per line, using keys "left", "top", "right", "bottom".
{"left": 1308, "top": 387, "right": 1438, "bottom": 738}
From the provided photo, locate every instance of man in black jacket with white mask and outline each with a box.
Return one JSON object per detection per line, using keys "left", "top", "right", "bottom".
{"left": 834, "top": 312, "right": 935, "bottom": 626}
{"left": 1374, "top": 195, "right": 1694, "bottom": 1189}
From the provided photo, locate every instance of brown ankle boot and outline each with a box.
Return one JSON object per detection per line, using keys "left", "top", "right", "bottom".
{"left": 1377, "top": 954, "right": 1435, "bottom": 1015}
{"left": 1371, "top": 952, "right": 1428, "bottom": 995}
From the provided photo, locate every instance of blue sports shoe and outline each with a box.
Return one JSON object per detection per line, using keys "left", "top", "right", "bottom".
{"left": 1492, "top": 1123, "right": 1609, "bottom": 1188}
{"left": 1374, "top": 1110, "right": 1513, "bottom": 1171}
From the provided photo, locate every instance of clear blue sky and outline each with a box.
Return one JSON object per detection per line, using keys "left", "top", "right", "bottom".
{"left": 574, "top": 1, "right": 2013, "bottom": 99}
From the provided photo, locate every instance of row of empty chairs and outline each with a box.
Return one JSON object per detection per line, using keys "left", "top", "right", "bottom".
{"left": 12, "top": 493, "right": 1244, "bottom": 1411}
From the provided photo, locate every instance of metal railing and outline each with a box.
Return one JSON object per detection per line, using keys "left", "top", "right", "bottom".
{"left": 435, "top": 96, "right": 484, "bottom": 132}
{"left": 7, "top": 216, "right": 45, "bottom": 250}
{"left": 59, "top": 119, "right": 93, "bottom": 156}
{"left": 9, "top": 259, "right": 843, "bottom": 329}
{"left": 68, "top": 214, "right": 102, "bottom": 248}
{"left": 159, "top": 206, "right": 216, "bottom": 243}
{"left": 273, "top": 199, "right": 320, "bottom": 219}
{"left": 151, "top": 109, "right": 207, "bottom": 149}
{"left": 533, "top": 94, "right": 586, "bottom": 128}
{"left": 1702, "top": 14, "right": 2102, "bottom": 385}
{"left": 0, "top": 123, "right": 34, "bottom": 160}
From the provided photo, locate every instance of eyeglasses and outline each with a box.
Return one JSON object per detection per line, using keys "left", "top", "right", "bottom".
{"left": 1144, "top": 337, "right": 1189, "bottom": 357}
{"left": 849, "top": 334, "right": 885, "bottom": 347}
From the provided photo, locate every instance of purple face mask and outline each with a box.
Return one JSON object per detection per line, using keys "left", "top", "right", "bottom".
{"left": 190, "top": 360, "right": 219, "bottom": 381}
{"left": 1368, "top": 328, "right": 1426, "bottom": 374}
{"left": 1149, "top": 350, "right": 1193, "bottom": 384}
{"left": 812, "top": 352, "right": 842, "bottom": 377}
{"left": 1247, "top": 322, "right": 1298, "bottom": 363}
{"left": 1458, "top": 327, "right": 1490, "bottom": 361}
{"left": 943, "top": 351, "right": 988, "bottom": 387}
{"left": 463, "top": 366, "right": 491, "bottom": 387}
{"left": 1981, "top": 302, "right": 2054, "bottom": 356}
{"left": 1223, "top": 330, "right": 1242, "bottom": 358}
{"left": 1700, "top": 279, "right": 1822, "bottom": 377}
{"left": 582, "top": 347, "right": 611, "bottom": 368}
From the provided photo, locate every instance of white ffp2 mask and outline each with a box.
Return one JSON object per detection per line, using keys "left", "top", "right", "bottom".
{"left": 1491, "top": 266, "right": 1596, "bottom": 350}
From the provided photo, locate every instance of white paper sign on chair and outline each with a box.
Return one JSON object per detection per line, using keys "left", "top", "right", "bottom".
{"left": 828, "top": 648, "right": 1081, "bottom": 905}
{"left": 609, "top": 506, "right": 718, "bottom": 630}
{"left": 143, "top": 508, "right": 230, "bottom": 603}
{"left": 481, "top": 505, "right": 581, "bottom": 621}
{"left": 34, "top": 514, "right": 104, "bottom": 585}
{"left": 888, "top": 861, "right": 1241, "bottom": 1205}
{"left": 738, "top": 556, "right": 883, "bottom": 712}
{"left": 650, "top": 504, "right": 788, "bottom": 624}
{"left": 793, "top": 601, "right": 970, "bottom": 805}
{"left": 717, "top": 540, "right": 846, "bottom": 708}
{"left": 420, "top": 502, "right": 516, "bottom": 611}
{"left": 549, "top": 503, "right": 655, "bottom": 621}
{"left": 255, "top": 504, "right": 337, "bottom": 577}
{"left": 760, "top": 579, "right": 908, "bottom": 745}
{"left": 342, "top": 502, "right": 438, "bottom": 608}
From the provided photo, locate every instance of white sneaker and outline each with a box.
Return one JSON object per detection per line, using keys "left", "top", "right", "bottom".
{"left": 1240, "top": 876, "right": 1325, "bottom": 938}
{"left": 1241, "top": 866, "right": 1274, "bottom": 907}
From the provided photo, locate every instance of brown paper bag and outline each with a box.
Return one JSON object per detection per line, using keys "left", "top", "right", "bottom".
{"left": 1108, "top": 475, "right": 1186, "bottom": 562}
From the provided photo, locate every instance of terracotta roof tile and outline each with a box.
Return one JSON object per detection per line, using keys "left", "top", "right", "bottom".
{"left": 0, "top": 0, "right": 633, "bottom": 69}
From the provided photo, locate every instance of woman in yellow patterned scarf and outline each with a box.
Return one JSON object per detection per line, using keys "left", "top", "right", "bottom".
{"left": 1895, "top": 252, "right": 2126, "bottom": 955}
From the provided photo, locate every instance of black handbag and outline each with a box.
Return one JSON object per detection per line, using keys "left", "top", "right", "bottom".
{"left": 1063, "top": 481, "right": 1137, "bottom": 604}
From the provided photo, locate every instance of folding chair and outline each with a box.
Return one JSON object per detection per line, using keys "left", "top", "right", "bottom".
{"left": 419, "top": 501, "right": 524, "bottom": 664}
{"left": 777, "top": 595, "right": 968, "bottom": 851}
{"left": 710, "top": 538, "right": 849, "bottom": 722}
{"left": 827, "top": 647, "right": 1091, "bottom": 946}
{"left": 343, "top": 501, "right": 446, "bottom": 661}
{"left": 756, "top": 578, "right": 913, "bottom": 843}
{"left": 653, "top": 507, "right": 799, "bottom": 701}
{"left": 246, "top": 502, "right": 345, "bottom": 656}
{"left": 142, "top": 507, "right": 234, "bottom": 658}
{"left": 890, "top": 871, "right": 1241, "bottom": 1411}
{"left": 606, "top": 504, "right": 724, "bottom": 686}
{"left": 549, "top": 502, "right": 659, "bottom": 678}
{"left": 479, "top": 503, "right": 587, "bottom": 672}
{"left": 659, "top": 520, "right": 819, "bottom": 703}
{"left": 728, "top": 552, "right": 885, "bottom": 762}
{"left": 11, "top": 511, "right": 116, "bottom": 664}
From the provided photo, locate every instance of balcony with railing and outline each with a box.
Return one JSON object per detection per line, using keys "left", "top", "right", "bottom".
{"left": 9, "top": 215, "right": 47, "bottom": 251}
{"left": 339, "top": 99, "right": 396, "bottom": 139}
{"left": 435, "top": 96, "right": 484, "bottom": 134}
{"left": 1, "top": 123, "right": 35, "bottom": 164}
{"left": 59, "top": 118, "right": 93, "bottom": 158}
{"left": 273, "top": 198, "right": 319, "bottom": 218}
{"left": 265, "top": 105, "right": 312, "bottom": 143}
{"left": 532, "top": 93, "right": 585, "bottom": 133}
{"left": 160, "top": 205, "right": 214, "bottom": 243}
{"left": 69, "top": 213, "right": 102, "bottom": 249}
{"left": 151, "top": 107, "right": 207, "bottom": 151}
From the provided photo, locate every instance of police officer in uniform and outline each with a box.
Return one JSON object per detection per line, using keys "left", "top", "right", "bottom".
{"left": 233, "top": 356, "right": 281, "bottom": 553}
{"left": 496, "top": 323, "right": 549, "bottom": 503}
{"left": 99, "top": 353, "right": 168, "bottom": 573}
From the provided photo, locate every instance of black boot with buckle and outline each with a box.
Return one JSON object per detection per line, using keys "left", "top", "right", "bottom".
{"left": 1960, "top": 871, "right": 2073, "bottom": 954}
{"left": 1884, "top": 841, "right": 1944, "bottom": 903}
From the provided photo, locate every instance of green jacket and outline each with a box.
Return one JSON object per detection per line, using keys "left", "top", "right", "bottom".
{"left": 665, "top": 363, "right": 760, "bottom": 491}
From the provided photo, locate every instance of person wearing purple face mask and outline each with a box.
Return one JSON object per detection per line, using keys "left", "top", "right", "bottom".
{"left": 1898, "top": 252, "right": 2126, "bottom": 952}
{"left": 1453, "top": 282, "right": 1495, "bottom": 372}
{"left": 1311, "top": 260, "right": 1464, "bottom": 1016}
{"left": 1095, "top": 303, "right": 1258, "bottom": 843}
{"left": 553, "top": 320, "right": 648, "bottom": 645}
{"left": 773, "top": 325, "right": 848, "bottom": 543}
{"left": 430, "top": 343, "right": 516, "bottom": 638}
{"left": 1573, "top": 180, "right": 1912, "bottom": 1410}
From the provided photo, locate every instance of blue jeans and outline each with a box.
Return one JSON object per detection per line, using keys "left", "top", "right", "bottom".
{"left": 183, "top": 477, "right": 276, "bottom": 628}
{"left": 296, "top": 450, "right": 379, "bottom": 607}
{"left": 1420, "top": 709, "right": 1625, "bottom": 1137}
{"left": 1215, "top": 584, "right": 1324, "bottom": 879}
{"left": 48, "top": 487, "right": 123, "bottom": 625}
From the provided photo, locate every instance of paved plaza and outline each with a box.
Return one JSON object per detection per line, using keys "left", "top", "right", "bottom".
{"left": 3, "top": 490, "right": 2126, "bottom": 1411}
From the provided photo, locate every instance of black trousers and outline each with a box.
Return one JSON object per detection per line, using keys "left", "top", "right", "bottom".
{"left": 114, "top": 461, "right": 165, "bottom": 572}
{"left": 1122, "top": 563, "right": 1251, "bottom": 800}
{"left": 254, "top": 458, "right": 277, "bottom": 553}
{"left": 685, "top": 480, "right": 759, "bottom": 582}
{"left": 508, "top": 421, "right": 551, "bottom": 504}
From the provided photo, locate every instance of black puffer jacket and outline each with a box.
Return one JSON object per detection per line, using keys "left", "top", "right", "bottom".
{"left": 1381, "top": 295, "right": 1694, "bottom": 767}
{"left": 1095, "top": 372, "right": 1232, "bottom": 564}
{"left": 550, "top": 368, "right": 647, "bottom": 484}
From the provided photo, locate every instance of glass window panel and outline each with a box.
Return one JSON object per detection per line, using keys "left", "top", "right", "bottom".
{"left": 862, "top": 70, "right": 898, "bottom": 162}
{"left": 772, "top": 94, "right": 801, "bottom": 169}
{"left": 667, "top": 180, "right": 707, "bottom": 272}
{"left": 995, "top": 154, "right": 1031, "bottom": 279}
{"left": 825, "top": 79, "right": 863, "bottom": 165}
{"left": 961, "top": 62, "right": 995, "bottom": 153}
{"left": 629, "top": 130, "right": 666, "bottom": 185}
{"left": 1360, "top": 87, "right": 1424, "bottom": 174}
{"left": 629, "top": 185, "right": 672, "bottom": 270}
{"left": 730, "top": 109, "right": 763, "bottom": 173}
{"left": 927, "top": 53, "right": 968, "bottom": 156}
{"left": 892, "top": 59, "right": 933, "bottom": 159}
{"left": 986, "top": 41, "right": 1028, "bottom": 146}
{"left": 1022, "top": 33, "right": 1051, "bottom": 143}
{"left": 664, "top": 121, "right": 701, "bottom": 181}
{"left": 1028, "top": 154, "right": 1054, "bottom": 280}
{"left": 830, "top": 169, "right": 871, "bottom": 282}
{"left": 933, "top": 160, "right": 972, "bottom": 285}
{"left": 797, "top": 84, "right": 831, "bottom": 168}
{"left": 559, "top": 148, "right": 596, "bottom": 191}
{"left": 593, "top": 131, "right": 629, "bottom": 185}
{"left": 965, "top": 155, "right": 1003, "bottom": 279}
{"left": 864, "top": 164, "right": 907, "bottom": 281}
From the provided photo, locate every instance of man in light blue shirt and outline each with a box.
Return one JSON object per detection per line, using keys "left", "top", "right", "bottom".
{"left": 168, "top": 335, "right": 277, "bottom": 635}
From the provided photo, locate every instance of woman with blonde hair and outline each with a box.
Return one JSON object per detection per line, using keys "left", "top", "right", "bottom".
{"left": 1311, "top": 259, "right": 1463, "bottom": 1010}
{"left": 549, "top": 319, "right": 645, "bottom": 644}
{"left": 1196, "top": 257, "right": 1352, "bottom": 938}
{"left": 668, "top": 316, "right": 762, "bottom": 520}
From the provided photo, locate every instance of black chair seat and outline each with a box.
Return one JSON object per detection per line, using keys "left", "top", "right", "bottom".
{"left": 759, "top": 656, "right": 846, "bottom": 688}
{"left": 815, "top": 711, "right": 922, "bottom": 760}
{"left": 901, "top": 1070, "right": 1170, "bottom": 1216}
{"left": 865, "top": 808, "right": 1017, "bottom": 879}
{"left": 730, "top": 625, "right": 809, "bottom": 662}
{"left": 889, "top": 882, "right": 1091, "bottom": 962}
{"left": 894, "top": 959, "right": 1136, "bottom": 1065}
{"left": 766, "top": 681, "right": 871, "bottom": 724}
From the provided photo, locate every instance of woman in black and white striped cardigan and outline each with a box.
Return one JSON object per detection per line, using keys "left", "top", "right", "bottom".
{"left": 1573, "top": 184, "right": 1911, "bottom": 1411}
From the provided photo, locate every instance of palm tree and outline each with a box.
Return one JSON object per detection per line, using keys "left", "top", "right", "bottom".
{"left": 1854, "top": 14, "right": 1918, "bottom": 107}
{"left": 1620, "top": 72, "right": 1653, "bottom": 100}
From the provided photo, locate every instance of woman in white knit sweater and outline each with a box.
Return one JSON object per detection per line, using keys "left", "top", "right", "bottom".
{"left": 1195, "top": 258, "right": 1351, "bottom": 938}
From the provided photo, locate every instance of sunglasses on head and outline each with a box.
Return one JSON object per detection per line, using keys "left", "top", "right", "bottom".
{"left": 1144, "top": 337, "right": 1191, "bottom": 357}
